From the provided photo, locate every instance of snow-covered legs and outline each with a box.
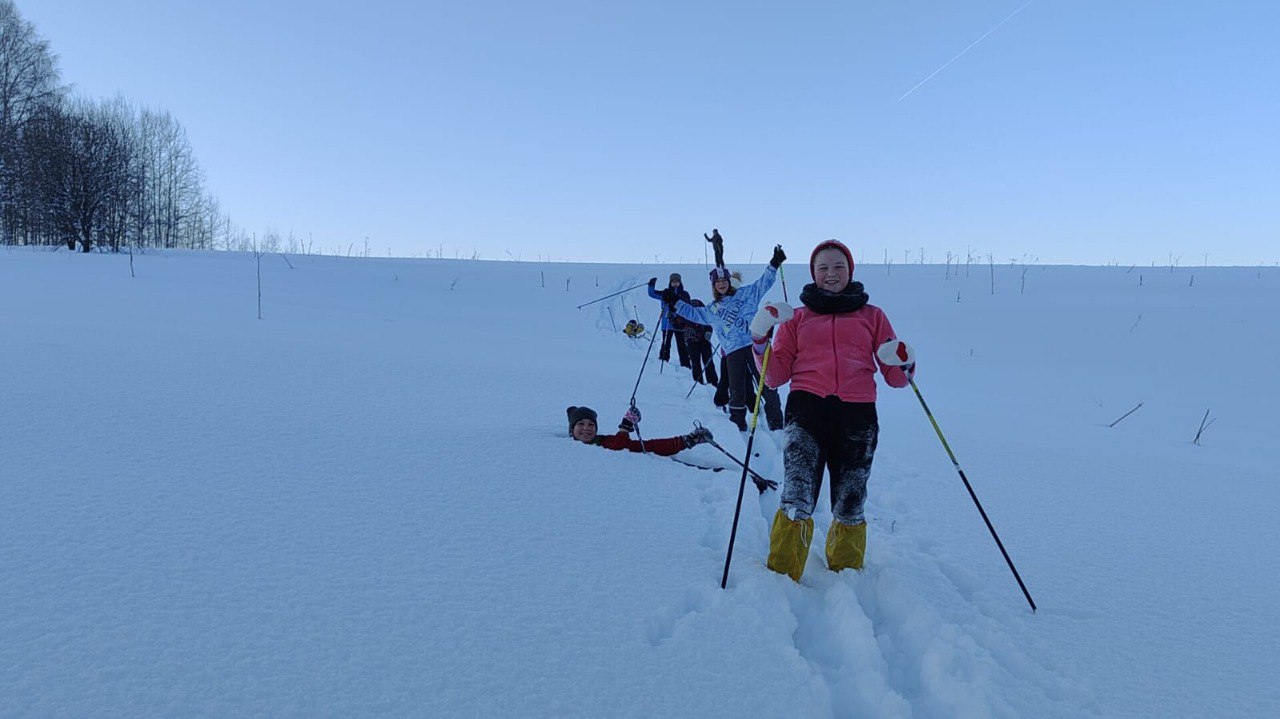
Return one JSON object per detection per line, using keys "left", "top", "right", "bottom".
{"left": 767, "top": 391, "right": 878, "bottom": 582}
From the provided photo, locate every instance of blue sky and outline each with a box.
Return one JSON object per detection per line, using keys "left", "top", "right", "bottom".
{"left": 21, "top": 0, "right": 1279, "bottom": 265}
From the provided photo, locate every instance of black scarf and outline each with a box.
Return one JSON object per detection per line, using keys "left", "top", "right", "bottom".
{"left": 799, "top": 281, "right": 869, "bottom": 315}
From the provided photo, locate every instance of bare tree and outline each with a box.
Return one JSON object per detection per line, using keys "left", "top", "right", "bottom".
{"left": 23, "top": 100, "right": 129, "bottom": 251}
{"left": 1, "top": 4, "right": 248, "bottom": 253}
{"left": 0, "top": 0, "right": 65, "bottom": 245}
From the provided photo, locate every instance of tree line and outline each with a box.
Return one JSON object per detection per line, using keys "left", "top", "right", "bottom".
{"left": 1, "top": 0, "right": 246, "bottom": 252}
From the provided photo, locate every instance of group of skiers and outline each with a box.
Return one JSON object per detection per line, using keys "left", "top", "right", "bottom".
{"left": 568, "top": 232, "right": 917, "bottom": 582}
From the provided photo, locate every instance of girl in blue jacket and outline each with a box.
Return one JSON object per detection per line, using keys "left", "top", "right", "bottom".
{"left": 672, "top": 246, "right": 786, "bottom": 431}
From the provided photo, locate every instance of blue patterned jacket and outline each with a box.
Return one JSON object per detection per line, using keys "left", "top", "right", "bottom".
{"left": 674, "top": 266, "right": 777, "bottom": 353}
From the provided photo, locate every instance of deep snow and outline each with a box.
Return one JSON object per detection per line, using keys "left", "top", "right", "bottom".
{"left": 2, "top": 248, "right": 1278, "bottom": 717}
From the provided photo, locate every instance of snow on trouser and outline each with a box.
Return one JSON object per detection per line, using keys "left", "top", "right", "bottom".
{"left": 766, "top": 508, "right": 814, "bottom": 582}
{"left": 825, "top": 520, "right": 866, "bottom": 572}
{"left": 780, "top": 391, "right": 878, "bottom": 526}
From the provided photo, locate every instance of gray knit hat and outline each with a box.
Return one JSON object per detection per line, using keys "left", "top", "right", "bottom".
{"left": 669, "top": 272, "right": 682, "bottom": 284}
{"left": 566, "top": 406, "right": 598, "bottom": 432}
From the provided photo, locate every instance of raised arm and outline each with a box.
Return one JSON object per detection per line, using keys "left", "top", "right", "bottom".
{"left": 674, "top": 300, "right": 713, "bottom": 327}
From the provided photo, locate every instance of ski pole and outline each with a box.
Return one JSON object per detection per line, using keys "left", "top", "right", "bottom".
{"left": 628, "top": 304, "right": 667, "bottom": 407}
{"left": 576, "top": 283, "right": 647, "bottom": 309}
{"left": 606, "top": 306, "right": 617, "bottom": 333}
{"left": 909, "top": 377, "right": 1037, "bottom": 612}
{"left": 721, "top": 344, "right": 773, "bottom": 589}
{"left": 700, "top": 428, "right": 777, "bottom": 492}
{"left": 779, "top": 266, "right": 788, "bottom": 303}
{"left": 626, "top": 305, "right": 667, "bottom": 454}
{"left": 629, "top": 307, "right": 665, "bottom": 403}
{"left": 685, "top": 342, "right": 722, "bottom": 399}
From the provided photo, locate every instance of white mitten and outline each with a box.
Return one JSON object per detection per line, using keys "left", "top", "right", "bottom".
{"left": 876, "top": 339, "right": 916, "bottom": 367}
{"left": 749, "top": 301, "right": 794, "bottom": 339}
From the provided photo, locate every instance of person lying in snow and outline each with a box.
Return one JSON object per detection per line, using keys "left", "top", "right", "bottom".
{"left": 749, "top": 239, "right": 916, "bottom": 582}
{"left": 567, "top": 405, "right": 713, "bottom": 456}
{"left": 622, "top": 319, "right": 646, "bottom": 338}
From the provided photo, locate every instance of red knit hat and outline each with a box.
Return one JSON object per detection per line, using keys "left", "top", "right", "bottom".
{"left": 809, "top": 239, "right": 854, "bottom": 280}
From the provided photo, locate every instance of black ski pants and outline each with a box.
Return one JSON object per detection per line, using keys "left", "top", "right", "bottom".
{"left": 688, "top": 335, "right": 718, "bottom": 385}
{"left": 659, "top": 329, "right": 690, "bottom": 367}
{"left": 780, "top": 391, "right": 879, "bottom": 525}
{"left": 713, "top": 355, "right": 731, "bottom": 408}
{"left": 725, "top": 346, "right": 782, "bottom": 432}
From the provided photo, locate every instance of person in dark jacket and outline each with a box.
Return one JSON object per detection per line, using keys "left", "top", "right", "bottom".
{"left": 647, "top": 274, "right": 693, "bottom": 368}
{"left": 704, "top": 229, "right": 725, "bottom": 268}
{"left": 683, "top": 300, "right": 719, "bottom": 386}
{"left": 567, "top": 405, "right": 712, "bottom": 455}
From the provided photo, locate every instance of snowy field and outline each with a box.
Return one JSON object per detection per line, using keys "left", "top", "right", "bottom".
{"left": 2, "top": 248, "right": 1278, "bottom": 717}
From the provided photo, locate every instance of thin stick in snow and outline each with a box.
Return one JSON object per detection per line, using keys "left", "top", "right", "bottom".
{"left": 279, "top": 253, "right": 295, "bottom": 270}
{"left": 256, "top": 251, "right": 263, "bottom": 320}
{"left": 1108, "top": 402, "right": 1143, "bottom": 428}
{"left": 1193, "top": 409, "right": 1215, "bottom": 445}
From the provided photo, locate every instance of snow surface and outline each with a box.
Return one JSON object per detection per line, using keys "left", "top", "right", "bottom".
{"left": 2, "top": 248, "right": 1278, "bottom": 717}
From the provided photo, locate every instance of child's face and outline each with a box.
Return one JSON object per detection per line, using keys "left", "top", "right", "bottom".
{"left": 572, "top": 419, "right": 598, "bottom": 443}
{"left": 713, "top": 278, "right": 730, "bottom": 295}
{"left": 813, "top": 248, "right": 850, "bottom": 293}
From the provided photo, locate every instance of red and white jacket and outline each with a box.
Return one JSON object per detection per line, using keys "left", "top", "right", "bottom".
{"left": 759, "top": 304, "right": 912, "bottom": 402}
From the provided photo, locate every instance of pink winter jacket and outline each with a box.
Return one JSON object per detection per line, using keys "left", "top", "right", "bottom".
{"left": 760, "top": 304, "right": 911, "bottom": 402}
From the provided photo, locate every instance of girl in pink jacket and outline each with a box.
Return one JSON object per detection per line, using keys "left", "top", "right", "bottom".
{"left": 750, "top": 239, "right": 916, "bottom": 582}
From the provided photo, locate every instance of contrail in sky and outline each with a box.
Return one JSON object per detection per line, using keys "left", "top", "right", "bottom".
{"left": 899, "top": 0, "right": 1037, "bottom": 101}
